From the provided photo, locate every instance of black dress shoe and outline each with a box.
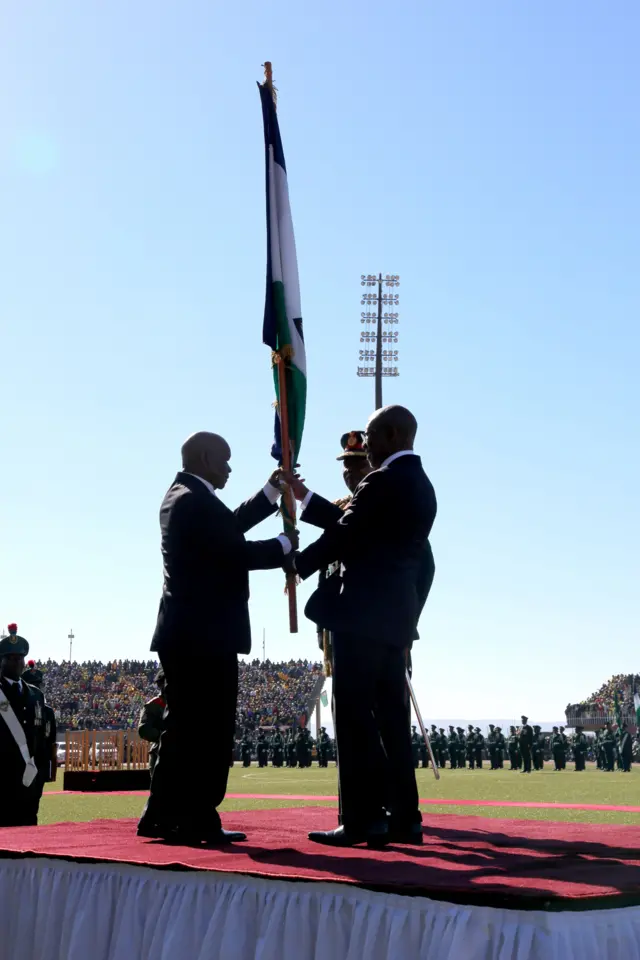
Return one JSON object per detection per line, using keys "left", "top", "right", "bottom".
{"left": 309, "top": 823, "right": 389, "bottom": 849}
{"left": 170, "top": 828, "right": 248, "bottom": 846}
{"left": 137, "top": 821, "right": 176, "bottom": 839}
{"left": 308, "top": 826, "right": 367, "bottom": 847}
{"left": 388, "top": 823, "right": 423, "bottom": 845}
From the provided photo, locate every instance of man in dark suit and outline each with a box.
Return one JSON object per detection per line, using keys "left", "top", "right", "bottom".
{"left": 286, "top": 405, "right": 437, "bottom": 847}
{"left": 138, "top": 431, "right": 297, "bottom": 845}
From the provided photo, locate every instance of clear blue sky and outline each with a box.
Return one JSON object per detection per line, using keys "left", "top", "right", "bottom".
{"left": 1, "top": 1, "right": 638, "bottom": 722}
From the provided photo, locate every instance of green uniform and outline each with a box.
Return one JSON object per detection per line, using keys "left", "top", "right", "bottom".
{"left": 457, "top": 729, "right": 466, "bottom": 768}
{"left": 508, "top": 728, "right": 521, "bottom": 770}
{"left": 241, "top": 735, "right": 252, "bottom": 767}
{"left": 465, "top": 728, "right": 476, "bottom": 769}
{"left": 448, "top": 729, "right": 458, "bottom": 769}
{"left": 550, "top": 731, "right": 564, "bottom": 770}
{"left": 494, "top": 729, "right": 506, "bottom": 768}
{"left": 257, "top": 732, "right": 269, "bottom": 767}
{"left": 474, "top": 729, "right": 484, "bottom": 769}
{"left": 601, "top": 728, "right": 615, "bottom": 771}
{"left": 411, "top": 728, "right": 420, "bottom": 768}
{"left": 271, "top": 731, "right": 284, "bottom": 767}
{"left": 572, "top": 730, "right": 587, "bottom": 771}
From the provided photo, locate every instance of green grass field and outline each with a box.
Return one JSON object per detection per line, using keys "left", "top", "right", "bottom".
{"left": 40, "top": 762, "right": 640, "bottom": 827}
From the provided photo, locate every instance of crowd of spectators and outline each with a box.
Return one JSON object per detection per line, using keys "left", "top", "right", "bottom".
{"left": 236, "top": 659, "right": 324, "bottom": 732}
{"left": 566, "top": 673, "right": 639, "bottom": 722}
{"left": 36, "top": 658, "right": 324, "bottom": 732}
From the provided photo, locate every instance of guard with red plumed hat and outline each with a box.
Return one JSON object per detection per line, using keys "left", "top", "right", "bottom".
{"left": 0, "top": 624, "right": 48, "bottom": 825}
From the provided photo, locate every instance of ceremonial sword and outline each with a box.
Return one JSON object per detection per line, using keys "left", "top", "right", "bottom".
{"left": 406, "top": 670, "right": 440, "bottom": 781}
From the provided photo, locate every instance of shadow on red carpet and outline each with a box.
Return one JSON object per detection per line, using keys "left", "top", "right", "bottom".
{"left": 1, "top": 807, "right": 639, "bottom": 910}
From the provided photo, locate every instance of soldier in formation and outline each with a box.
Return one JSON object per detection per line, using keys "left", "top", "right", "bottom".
{"left": 21, "top": 660, "right": 58, "bottom": 785}
{"left": 256, "top": 731, "right": 269, "bottom": 768}
{"left": 240, "top": 732, "right": 252, "bottom": 767}
{"left": 271, "top": 729, "right": 284, "bottom": 767}
{"left": 508, "top": 725, "right": 521, "bottom": 770}
{"left": 572, "top": 726, "right": 588, "bottom": 771}
{"left": 518, "top": 716, "right": 534, "bottom": 773}
{"left": 318, "top": 727, "right": 331, "bottom": 767}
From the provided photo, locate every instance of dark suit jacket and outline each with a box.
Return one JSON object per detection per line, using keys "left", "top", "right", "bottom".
{"left": 151, "top": 472, "right": 284, "bottom": 656}
{"left": 296, "top": 454, "right": 437, "bottom": 648}
{"left": 302, "top": 489, "right": 435, "bottom": 645}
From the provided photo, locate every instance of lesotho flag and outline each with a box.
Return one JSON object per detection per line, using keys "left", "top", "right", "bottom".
{"left": 258, "top": 81, "right": 306, "bottom": 463}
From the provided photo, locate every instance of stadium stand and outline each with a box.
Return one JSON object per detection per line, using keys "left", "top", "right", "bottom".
{"left": 36, "top": 658, "right": 324, "bottom": 732}
{"left": 565, "top": 673, "right": 639, "bottom": 727}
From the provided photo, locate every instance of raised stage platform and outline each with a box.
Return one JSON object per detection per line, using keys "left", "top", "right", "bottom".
{"left": 1, "top": 807, "right": 639, "bottom": 959}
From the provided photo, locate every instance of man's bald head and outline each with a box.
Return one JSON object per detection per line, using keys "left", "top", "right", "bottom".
{"left": 364, "top": 405, "right": 418, "bottom": 469}
{"left": 181, "top": 432, "right": 232, "bottom": 489}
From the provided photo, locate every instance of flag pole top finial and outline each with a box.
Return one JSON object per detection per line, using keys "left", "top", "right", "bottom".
{"left": 262, "top": 61, "right": 277, "bottom": 106}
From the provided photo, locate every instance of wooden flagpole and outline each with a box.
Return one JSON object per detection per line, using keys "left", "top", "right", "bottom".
{"left": 264, "top": 61, "right": 298, "bottom": 633}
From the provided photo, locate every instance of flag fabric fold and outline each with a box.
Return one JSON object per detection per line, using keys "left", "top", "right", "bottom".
{"left": 634, "top": 692, "right": 640, "bottom": 727}
{"left": 258, "top": 82, "right": 306, "bottom": 463}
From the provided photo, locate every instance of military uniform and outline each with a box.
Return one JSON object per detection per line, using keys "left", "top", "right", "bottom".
{"left": 411, "top": 726, "right": 421, "bottom": 768}
{"left": 447, "top": 726, "right": 458, "bottom": 769}
{"left": 456, "top": 728, "right": 466, "bottom": 768}
{"left": 137, "top": 667, "right": 165, "bottom": 775}
{"left": 518, "top": 716, "right": 534, "bottom": 773}
{"left": 465, "top": 725, "right": 476, "bottom": 769}
{"left": 532, "top": 725, "right": 544, "bottom": 771}
{"left": 0, "top": 626, "right": 48, "bottom": 826}
{"left": 438, "top": 728, "right": 448, "bottom": 768}
{"left": 508, "top": 726, "right": 520, "bottom": 769}
{"left": 257, "top": 732, "right": 269, "bottom": 768}
{"left": 572, "top": 727, "right": 587, "bottom": 772}
{"left": 619, "top": 726, "right": 633, "bottom": 773}
{"left": 271, "top": 730, "right": 284, "bottom": 767}
{"left": 494, "top": 727, "right": 506, "bottom": 768}
{"left": 22, "top": 662, "right": 58, "bottom": 784}
{"left": 550, "top": 727, "right": 564, "bottom": 770}
{"left": 241, "top": 733, "right": 252, "bottom": 767}
{"left": 487, "top": 724, "right": 497, "bottom": 770}
{"left": 286, "top": 733, "right": 297, "bottom": 767}
{"left": 318, "top": 727, "right": 330, "bottom": 767}
{"left": 474, "top": 727, "right": 484, "bottom": 769}
{"left": 601, "top": 725, "right": 615, "bottom": 771}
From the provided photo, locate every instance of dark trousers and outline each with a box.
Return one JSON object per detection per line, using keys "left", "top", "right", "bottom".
{"left": 332, "top": 633, "right": 420, "bottom": 832}
{"left": 521, "top": 744, "right": 532, "bottom": 772}
{"left": 574, "top": 752, "right": 586, "bottom": 771}
{"left": 141, "top": 650, "right": 238, "bottom": 832}
{"left": 0, "top": 777, "right": 43, "bottom": 827}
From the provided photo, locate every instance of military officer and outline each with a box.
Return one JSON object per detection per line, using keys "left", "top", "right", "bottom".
{"left": 532, "top": 725, "right": 544, "bottom": 771}
{"left": 240, "top": 731, "right": 252, "bottom": 767}
{"left": 465, "top": 725, "right": 476, "bottom": 769}
{"left": 411, "top": 725, "right": 421, "bottom": 768}
{"left": 518, "top": 716, "right": 534, "bottom": 773}
{"left": 507, "top": 726, "right": 520, "bottom": 769}
{"left": 448, "top": 725, "right": 458, "bottom": 769}
{"left": 456, "top": 727, "right": 466, "bottom": 768}
{"left": 271, "top": 728, "right": 284, "bottom": 767}
{"left": 286, "top": 732, "right": 297, "bottom": 767}
{"left": 257, "top": 731, "right": 269, "bottom": 768}
{"left": 22, "top": 660, "right": 58, "bottom": 784}
{"left": 601, "top": 723, "right": 615, "bottom": 771}
{"left": 494, "top": 726, "right": 506, "bottom": 768}
{"left": 558, "top": 726, "right": 568, "bottom": 770}
{"left": 318, "top": 727, "right": 331, "bottom": 767}
{"left": 572, "top": 726, "right": 587, "bottom": 772}
{"left": 619, "top": 724, "right": 633, "bottom": 773}
{"left": 0, "top": 625, "right": 48, "bottom": 826}
{"left": 138, "top": 667, "right": 166, "bottom": 775}
{"left": 438, "top": 728, "right": 448, "bottom": 768}
{"left": 487, "top": 724, "right": 497, "bottom": 770}
{"left": 550, "top": 727, "right": 564, "bottom": 770}
{"left": 474, "top": 727, "right": 484, "bottom": 769}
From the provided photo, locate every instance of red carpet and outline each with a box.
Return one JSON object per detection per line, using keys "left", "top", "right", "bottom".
{"left": 2, "top": 808, "right": 640, "bottom": 908}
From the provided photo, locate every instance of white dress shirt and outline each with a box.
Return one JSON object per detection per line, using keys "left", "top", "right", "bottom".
{"left": 4, "top": 677, "right": 23, "bottom": 693}
{"left": 299, "top": 449, "right": 416, "bottom": 513}
{"left": 183, "top": 472, "right": 291, "bottom": 554}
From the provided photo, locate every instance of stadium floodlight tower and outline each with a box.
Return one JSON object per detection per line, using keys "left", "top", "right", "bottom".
{"left": 357, "top": 273, "right": 400, "bottom": 409}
